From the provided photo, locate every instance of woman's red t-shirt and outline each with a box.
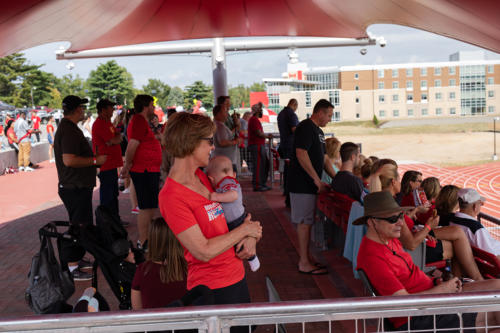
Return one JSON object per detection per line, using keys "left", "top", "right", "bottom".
{"left": 159, "top": 168, "right": 245, "bottom": 290}
{"left": 46, "top": 124, "right": 54, "bottom": 135}
{"left": 127, "top": 114, "right": 162, "bottom": 173}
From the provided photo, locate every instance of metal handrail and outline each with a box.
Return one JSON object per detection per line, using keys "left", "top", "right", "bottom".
{"left": 2, "top": 291, "right": 500, "bottom": 332}
{"left": 478, "top": 212, "right": 500, "bottom": 226}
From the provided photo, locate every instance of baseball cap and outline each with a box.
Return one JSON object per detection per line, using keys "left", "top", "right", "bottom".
{"left": 457, "top": 188, "right": 486, "bottom": 204}
{"left": 62, "top": 95, "right": 88, "bottom": 111}
{"left": 96, "top": 98, "right": 116, "bottom": 111}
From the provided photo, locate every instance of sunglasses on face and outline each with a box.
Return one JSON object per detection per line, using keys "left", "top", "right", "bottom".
{"left": 371, "top": 212, "right": 404, "bottom": 224}
{"left": 201, "top": 137, "right": 214, "bottom": 146}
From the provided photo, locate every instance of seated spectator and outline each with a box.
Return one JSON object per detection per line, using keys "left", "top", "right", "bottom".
{"left": 131, "top": 217, "right": 188, "bottom": 309}
{"left": 373, "top": 163, "right": 482, "bottom": 280}
{"left": 359, "top": 157, "right": 373, "bottom": 189}
{"left": 320, "top": 137, "right": 341, "bottom": 184}
{"left": 368, "top": 158, "right": 398, "bottom": 193}
{"left": 399, "top": 170, "right": 424, "bottom": 206}
{"left": 356, "top": 191, "right": 500, "bottom": 332}
{"left": 352, "top": 153, "right": 366, "bottom": 179}
{"left": 450, "top": 188, "right": 500, "bottom": 259}
{"left": 331, "top": 142, "right": 365, "bottom": 202}
{"left": 435, "top": 185, "right": 460, "bottom": 226}
{"left": 421, "top": 177, "right": 441, "bottom": 203}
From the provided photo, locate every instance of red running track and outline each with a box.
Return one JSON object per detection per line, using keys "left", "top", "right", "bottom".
{"left": 399, "top": 161, "right": 500, "bottom": 238}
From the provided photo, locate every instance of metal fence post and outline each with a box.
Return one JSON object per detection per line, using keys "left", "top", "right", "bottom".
{"left": 206, "top": 316, "right": 221, "bottom": 333}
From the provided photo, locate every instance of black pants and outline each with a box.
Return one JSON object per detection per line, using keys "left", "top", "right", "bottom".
{"left": 212, "top": 277, "right": 253, "bottom": 333}
{"left": 248, "top": 144, "right": 268, "bottom": 189}
{"left": 98, "top": 169, "right": 120, "bottom": 220}
{"left": 280, "top": 146, "right": 293, "bottom": 197}
{"left": 58, "top": 186, "right": 93, "bottom": 226}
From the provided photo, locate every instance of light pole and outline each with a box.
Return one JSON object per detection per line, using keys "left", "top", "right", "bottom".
{"left": 30, "top": 86, "right": 36, "bottom": 108}
{"left": 494, "top": 117, "right": 500, "bottom": 161}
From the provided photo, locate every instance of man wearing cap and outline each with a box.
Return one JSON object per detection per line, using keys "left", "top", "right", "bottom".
{"left": 450, "top": 188, "right": 500, "bottom": 258}
{"left": 55, "top": 95, "right": 107, "bottom": 280}
{"left": 357, "top": 191, "right": 500, "bottom": 332}
{"left": 92, "top": 99, "right": 124, "bottom": 225}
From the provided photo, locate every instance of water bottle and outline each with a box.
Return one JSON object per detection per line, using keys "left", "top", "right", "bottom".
{"left": 118, "top": 177, "right": 125, "bottom": 192}
{"left": 442, "top": 259, "right": 454, "bottom": 281}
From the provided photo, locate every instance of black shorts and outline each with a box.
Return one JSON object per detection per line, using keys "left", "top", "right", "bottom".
{"left": 397, "top": 312, "right": 477, "bottom": 333}
{"left": 130, "top": 171, "right": 160, "bottom": 209}
{"left": 58, "top": 186, "right": 93, "bottom": 226}
{"left": 426, "top": 239, "right": 444, "bottom": 263}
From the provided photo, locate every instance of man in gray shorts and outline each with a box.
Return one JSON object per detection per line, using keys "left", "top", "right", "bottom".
{"left": 288, "top": 99, "right": 336, "bottom": 275}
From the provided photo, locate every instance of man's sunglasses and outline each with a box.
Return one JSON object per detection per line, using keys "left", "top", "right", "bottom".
{"left": 201, "top": 137, "right": 214, "bottom": 146}
{"left": 371, "top": 212, "right": 404, "bottom": 224}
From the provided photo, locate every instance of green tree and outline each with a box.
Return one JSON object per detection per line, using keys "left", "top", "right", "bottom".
{"left": 228, "top": 84, "right": 249, "bottom": 109}
{"left": 21, "top": 69, "right": 61, "bottom": 107}
{"left": 166, "top": 86, "right": 184, "bottom": 107}
{"left": 57, "top": 74, "right": 87, "bottom": 98}
{"left": 249, "top": 82, "right": 266, "bottom": 92}
{"left": 87, "top": 60, "right": 134, "bottom": 109}
{"left": 183, "top": 81, "right": 213, "bottom": 111}
{"left": 0, "top": 53, "right": 41, "bottom": 106}
{"left": 142, "top": 79, "right": 170, "bottom": 108}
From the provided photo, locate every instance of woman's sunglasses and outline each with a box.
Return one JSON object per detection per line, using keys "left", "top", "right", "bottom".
{"left": 371, "top": 212, "right": 404, "bottom": 224}
{"left": 201, "top": 137, "right": 214, "bottom": 146}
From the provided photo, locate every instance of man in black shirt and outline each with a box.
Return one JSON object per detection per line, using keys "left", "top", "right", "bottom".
{"left": 288, "top": 99, "right": 336, "bottom": 275}
{"left": 54, "top": 95, "right": 107, "bottom": 280}
{"left": 277, "top": 98, "right": 299, "bottom": 207}
{"left": 331, "top": 142, "right": 365, "bottom": 202}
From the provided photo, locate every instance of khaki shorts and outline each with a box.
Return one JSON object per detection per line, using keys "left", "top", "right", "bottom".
{"left": 290, "top": 193, "right": 317, "bottom": 225}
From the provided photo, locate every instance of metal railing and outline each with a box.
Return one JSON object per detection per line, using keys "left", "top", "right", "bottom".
{"left": 478, "top": 212, "right": 500, "bottom": 226}
{"left": 2, "top": 291, "right": 500, "bottom": 332}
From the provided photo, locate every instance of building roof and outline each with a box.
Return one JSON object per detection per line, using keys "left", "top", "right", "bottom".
{"left": 0, "top": 1, "right": 499, "bottom": 57}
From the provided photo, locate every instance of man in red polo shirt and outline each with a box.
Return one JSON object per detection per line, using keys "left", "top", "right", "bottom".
{"left": 121, "top": 95, "right": 162, "bottom": 248}
{"left": 248, "top": 102, "right": 272, "bottom": 191}
{"left": 31, "top": 110, "right": 41, "bottom": 142}
{"left": 92, "top": 99, "right": 125, "bottom": 225}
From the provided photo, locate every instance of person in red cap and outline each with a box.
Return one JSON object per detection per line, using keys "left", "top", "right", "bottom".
{"left": 92, "top": 98, "right": 126, "bottom": 226}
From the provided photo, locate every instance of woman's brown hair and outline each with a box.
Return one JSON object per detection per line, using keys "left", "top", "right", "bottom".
{"left": 400, "top": 170, "right": 422, "bottom": 196}
{"left": 162, "top": 112, "right": 216, "bottom": 158}
{"left": 421, "top": 177, "right": 441, "bottom": 201}
{"left": 146, "top": 218, "right": 187, "bottom": 283}
{"left": 325, "top": 137, "right": 340, "bottom": 159}
{"left": 435, "top": 185, "right": 460, "bottom": 216}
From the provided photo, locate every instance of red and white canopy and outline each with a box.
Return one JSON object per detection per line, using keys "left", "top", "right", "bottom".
{"left": 0, "top": 0, "right": 499, "bottom": 57}
{"left": 260, "top": 109, "right": 277, "bottom": 123}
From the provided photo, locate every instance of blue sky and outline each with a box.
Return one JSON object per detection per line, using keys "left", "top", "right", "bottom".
{"left": 21, "top": 24, "right": 500, "bottom": 90}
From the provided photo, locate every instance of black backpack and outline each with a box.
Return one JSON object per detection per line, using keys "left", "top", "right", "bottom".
{"left": 25, "top": 223, "right": 75, "bottom": 314}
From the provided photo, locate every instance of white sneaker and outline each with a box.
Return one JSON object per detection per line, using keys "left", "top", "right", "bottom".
{"left": 248, "top": 256, "right": 260, "bottom": 272}
{"left": 122, "top": 188, "right": 130, "bottom": 194}
{"left": 49, "top": 159, "right": 55, "bottom": 163}
{"left": 24, "top": 166, "right": 34, "bottom": 172}
{"left": 18, "top": 166, "right": 24, "bottom": 171}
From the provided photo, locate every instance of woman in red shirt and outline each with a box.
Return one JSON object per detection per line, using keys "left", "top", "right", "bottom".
{"left": 46, "top": 116, "right": 55, "bottom": 162}
{"left": 159, "top": 113, "right": 261, "bottom": 326}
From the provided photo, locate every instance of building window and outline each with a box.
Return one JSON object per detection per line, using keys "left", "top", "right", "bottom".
{"left": 329, "top": 90, "right": 340, "bottom": 106}
{"left": 356, "top": 113, "right": 360, "bottom": 119}
{"left": 392, "top": 94, "right": 399, "bottom": 102}
{"left": 378, "top": 69, "right": 384, "bottom": 78}
{"left": 488, "top": 77, "right": 494, "bottom": 85}
{"left": 392, "top": 81, "right": 399, "bottom": 89}
{"left": 450, "top": 107, "right": 456, "bottom": 115}
{"left": 355, "top": 97, "right": 360, "bottom": 103}
{"left": 407, "top": 93, "right": 413, "bottom": 102}
{"left": 489, "top": 106, "right": 496, "bottom": 113}
{"left": 487, "top": 65, "right": 494, "bottom": 73}
{"left": 392, "top": 69, "right": 398, "bottom": 78}
{"left": 408, "top": 109, "right": 414, "bottom": 116}
{"left": 378, "top": 95, "right": 385, "bottom": 103}
{"left": 406, "top": 81, "right": 413, "bottom": 89}
{"left": 436, "top": 108, "right": 442, "bottom": 115}
{"left": 393, "top": 109, "right": 399, "bottom": 117}
{"left": 422, "top": 108, "right": 428, "bottom": 116}
{"left": 449, "top": 92, "right": 456, "bottom": 100}
{"left": 406, "top": 68, "right": 413, "bottom": 77}
{"left": 355, "top": 85, "right": 359, "bottom": 90}
{"left": 488, "top": 90, "right": 494, "bottom": 98}
{"left": 435, "top": 92, "right": 442, "bottom": 100}
{"left": 379, "top": 110, "right": 385, "bottom": 117}
{"left": 449, "top": 79, "right": 456, "bottom": 86}
{"left": 435, "top": 79, "right": 441, "bottom": 87}
{"left": 378, "top": 82, "right": 384, "bottom": 89}
{"left": 434, "top": 67, "right": 441, "bottom": 75}
{"left": 305, "top": 91, "right": 311, "bottom": 107}
{"left": 332, "top": 111, "right": 341, "bottom": 122}
{"left": 421, "top": 68, "right": 427, "bottom": 76}
{"left": 421, "top": 93, "right": 428, "bottom": 102}
{"left": 421, "top": 80, "right": 427, "bottom": 88}
{"left": 354, "top": 73, "right": 359, "bottom": 79}
{"left": 449, "top": 66, "right": 456, "bottom": 75}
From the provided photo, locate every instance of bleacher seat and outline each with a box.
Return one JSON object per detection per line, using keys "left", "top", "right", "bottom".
{"left": 471, "top": 246, "right": 500, "bottom": 279}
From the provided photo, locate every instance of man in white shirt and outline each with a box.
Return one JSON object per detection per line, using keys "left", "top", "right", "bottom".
{"left": 14, "top": 111, "right": 34, "bottom": 171}
{"left": 450, "top": 188, "right": 500, "bottom": 258}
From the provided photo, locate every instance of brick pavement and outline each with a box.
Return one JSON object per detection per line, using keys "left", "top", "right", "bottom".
{"left": 0, "top": 164, "right": 365, "bottom": 332}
